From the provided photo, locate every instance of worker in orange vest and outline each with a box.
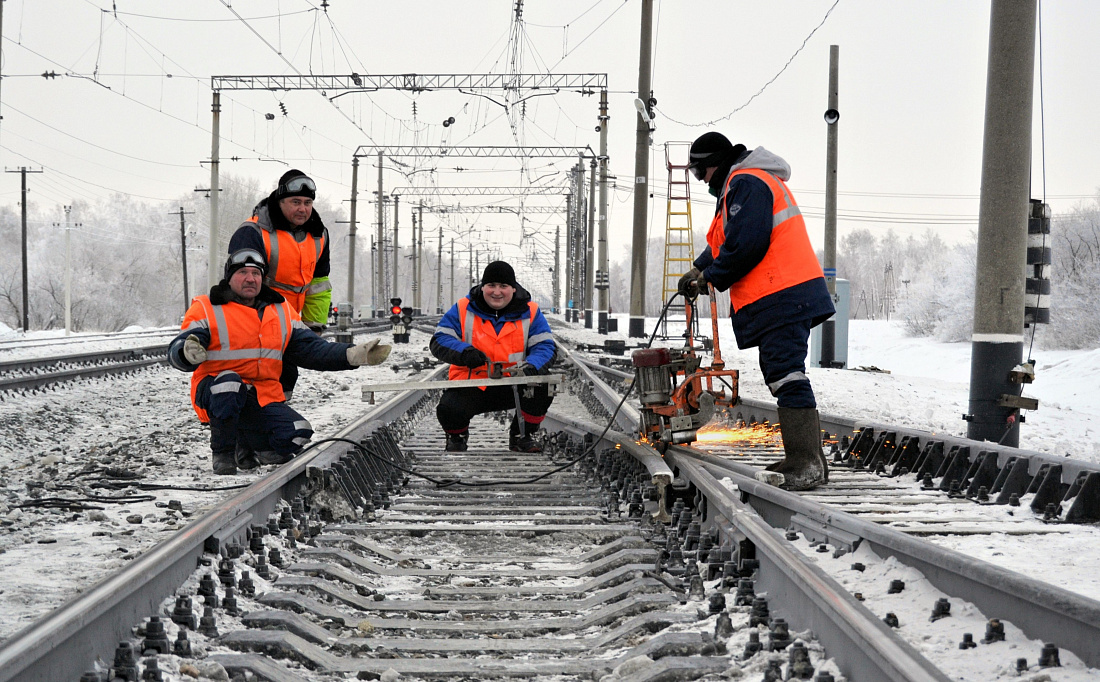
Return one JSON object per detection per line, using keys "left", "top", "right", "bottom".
{"left": 430, "top": 261, "right": 557, "bottom": 452}
{"left": 169, "top": 249, "right": 390, "bottom": 474}
{"left": 229, "top": 170, "right": 332, "bottom": 401}
{"left": 680, "top": 132, "right": 835, "bottom": 490}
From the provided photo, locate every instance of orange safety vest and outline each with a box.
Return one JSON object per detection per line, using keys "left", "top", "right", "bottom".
{"left": 248, "top": 216, "right": 326, "bottom": 313}
{"left": 706, "top": 167, "right": 823, "bottom": 312}
{"left": 182, "top": 295, "right": 298, "bottom": 422}
{"left": 448, "top": 299, "right": 539, "bottom": 389}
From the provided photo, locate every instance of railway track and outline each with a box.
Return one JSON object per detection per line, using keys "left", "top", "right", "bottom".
{"left": 0, "top": 321, "right": 401, "bottom": 394}
{"left": 0, "top": 345, "right": 1099, "bottom": 681}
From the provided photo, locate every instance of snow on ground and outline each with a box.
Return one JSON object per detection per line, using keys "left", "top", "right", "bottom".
{"left": 558, "top": 317, "right": 1100, "bottom": 465}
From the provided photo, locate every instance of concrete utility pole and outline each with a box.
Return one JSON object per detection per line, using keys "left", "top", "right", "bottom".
{"left": 554, "top": 226, "right": 561, "bottom": 313}
{"left": 411, "top": 210, "right": 419, "bottom": 314}
{"left": 585, "top": 157, "right": 596, "bottom": 328}
{"left": 436, "top": 219, "right": 444, "bottom": 314}
{"left": 565, "top": 189, "right": 574, "bottom": 319}
{"left": 417, "top": 201, "right": 424, "bottom": 314}
{"left": 628, "top": 0, "right": 654, "bottom": 338}
{"left": 176, "top": 207, "right": 194, "bottom": 315}
{"left": 64, "top": 206, "right": 78, "bottom": 335}
{"left": 966, "top": 0, "right": 1037, "bottom": 447}
{"left": 348, "top": 156, "right": 359, "bottom": 316}
{"left": 821, "top": 45, "right": 841, "bottom": 367}
{"left": 375, "top": 152, "right": 384, "bottom": 316}
{"left": 207, "top": 91, "right": 221, "bottom": 291}
{"left": 597, "top": 91, "right": 610, "bottom": 333}
{"left": 392, "top": 195, "right": 400, "bottom": 303}
{"left": 7, "top": 167, "right": 41, "bottom": 331}
{"left": 449, "top": 238, "right": 455, "bottom": 304}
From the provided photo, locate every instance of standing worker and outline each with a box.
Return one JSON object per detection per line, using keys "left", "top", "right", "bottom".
{"left": 229, "top": 170, "right": 332, "bottom": 400}
{"left": 679, "top": 132, "right": 835, "bottom": 490}
{"left": 430, "top": 261, "right": 557, "bottom": 453}
{"left": 169, "top": 249, "right": 390, "bottom": 475}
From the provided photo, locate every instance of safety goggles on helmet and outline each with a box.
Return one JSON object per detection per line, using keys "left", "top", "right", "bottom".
{"left": 226, "top": 248, "right": 267, "bottom": 276}
{"left": 279, "top": 176, "right": 316, "bottom": 195}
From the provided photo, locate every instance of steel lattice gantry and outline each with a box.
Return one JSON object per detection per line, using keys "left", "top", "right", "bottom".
{"left": 211, "top": 73, "right": 607, "bottom": 93}
{"left": 390, "top": 186, "right": 568, "bottom": 197}
{"left": 353, "top": 145, "right": 592, "bottom": 159}
{"left": 419, "top": 205, "right": 565, "bottom": 214}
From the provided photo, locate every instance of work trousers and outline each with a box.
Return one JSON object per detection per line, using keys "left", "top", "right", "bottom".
{"left": 196, "top": 371, "right": 313, "bottom": 455}
{"left": 755, "top": 320, "right": 817, "bottom": 409}
{"left": 436, "top": 383, "right": 554, "bottom": 433}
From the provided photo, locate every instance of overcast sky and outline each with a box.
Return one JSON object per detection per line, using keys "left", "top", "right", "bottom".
{"left": 2, "top": 0, "right": 1098, "bottom": 279}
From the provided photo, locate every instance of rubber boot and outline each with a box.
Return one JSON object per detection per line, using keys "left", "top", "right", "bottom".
{"left": 209, "top": 420, "right": 238, "bottom": 475}
{"left": 509, "top": 418, "right": 541, "bottom": 453}
{"left": 445, "top": 431, "right": 469, "bottom": 452}
{"left": 212, "top": 449, "right": 237, "bottom": 475}
{"left": 762, "top": 407, "right": 826, "bottom": 491}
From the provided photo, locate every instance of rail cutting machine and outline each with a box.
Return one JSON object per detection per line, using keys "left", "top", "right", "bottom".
{"left": 632, "top": 287, "right": 739, "bottom": 449}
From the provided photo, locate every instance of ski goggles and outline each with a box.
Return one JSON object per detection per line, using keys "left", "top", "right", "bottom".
{"left": 279, "top": 176, "right": 316, "bottom": 195}
{"left": 227, "top": 248, "right": 267, "bottom": 274}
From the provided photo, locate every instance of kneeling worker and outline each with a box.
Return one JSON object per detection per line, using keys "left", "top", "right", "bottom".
{"left": 169, "top": 249, "right": 391, "bottom": 474}
{"left": 430, "top": 261, "right": 556, "bottom": 452}
{"left": 680, "top": 132, "right": 834, "bottom": 490}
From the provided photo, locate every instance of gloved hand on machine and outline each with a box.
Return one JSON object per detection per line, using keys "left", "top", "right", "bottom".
{"left": 504, "top": 361, "right": 541, "bottom": 377}
{"left": 459, "top": 347, "right": 490, "bottom": 369}
{"left": 677, "top": 267, "right": 708, "bottom": 298}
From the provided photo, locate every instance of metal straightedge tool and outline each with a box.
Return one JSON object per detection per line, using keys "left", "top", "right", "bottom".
{"left": 362, "top": 361, "right": 561, "bottom": 404}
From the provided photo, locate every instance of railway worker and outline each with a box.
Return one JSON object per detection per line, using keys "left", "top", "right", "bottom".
{"left": 228, "top": 170, "right": 332, "bottom": 401}
{"left": 169, "top": 249, "right": 391, "bottom": 475}
{"left": 679, "top": 131, "right": 835, "bottom": 491}
{"left": 430, "top": 260, "right": 557, "bottom": 453}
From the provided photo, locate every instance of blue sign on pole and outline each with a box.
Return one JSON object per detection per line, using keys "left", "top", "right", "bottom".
{"left": 823, "top": 268, "right": 837, "bottom": 278}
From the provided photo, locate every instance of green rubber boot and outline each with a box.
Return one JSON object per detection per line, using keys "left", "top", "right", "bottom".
{"left": 762, "top": 407, "right": 827, "bottom": 491}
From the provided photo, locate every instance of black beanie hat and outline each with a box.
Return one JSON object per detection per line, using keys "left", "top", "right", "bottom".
{"left": 481, "top": 261, "right": 518, "bottom": 288}
{"left": 224, "top": 248, "right": 267, "bottom": 281}
{"left": 688, "top": 131, "right": 734, "bottom": 169}
{"left": 275, "top": 169, "right": 316, "bottom": 200}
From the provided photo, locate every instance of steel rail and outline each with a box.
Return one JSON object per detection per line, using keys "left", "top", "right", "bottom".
{"left": 0, "top": 355, "right": 168, "bottom": 392}
{"left": 0, "top": 376, "right": 427, "bottom": 682}
{"left": 667, "top": 453, "right": 952, "bottom": 682}
{"left": 0, "top": 345, "right": 169, "bottom": 374}
{"left": 559, "top": 345, "right": 640, "bottom": 433}
{"left": 672, "top": 446, "right": 1100, "bottom": 668}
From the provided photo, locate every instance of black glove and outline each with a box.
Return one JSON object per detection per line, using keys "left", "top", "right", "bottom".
{"left": 306, "top": 322, "right": 326, "bottom": 334}
{"left": 677, "top": 267, "right": 708, "bottom": 297}
{"left": 459, "top": 347, "right": 489, "bottom": 369}
{"left": 506, "top": 361, "right": 539, "bottom": 377}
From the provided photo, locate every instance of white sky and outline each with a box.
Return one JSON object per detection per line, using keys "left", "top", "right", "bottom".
{"left": 2, "top": 0, "right": 1099, "bottom": 278}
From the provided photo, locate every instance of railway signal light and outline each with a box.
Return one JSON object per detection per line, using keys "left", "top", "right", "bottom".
{"left": 389, "top": 298, "right": 410, "bottom": 343}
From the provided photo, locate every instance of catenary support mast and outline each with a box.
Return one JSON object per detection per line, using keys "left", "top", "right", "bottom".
{"left": 628, "top": 0, "right": 654, "bottom": 338}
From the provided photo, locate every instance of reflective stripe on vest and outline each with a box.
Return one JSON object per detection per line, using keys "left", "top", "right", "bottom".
{"left": 250, "top": 216, "right": 326, "bottom": 310}
{"left": 184, "top": 295, "right": 296, "bottom": 422}
{"left": 448, "top": 299, "right": 539, "bottom": 385}
{"left": 706, "top": 167, "right": 823, "bottom": 312}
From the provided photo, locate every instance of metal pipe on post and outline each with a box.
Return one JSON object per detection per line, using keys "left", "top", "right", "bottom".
{"left": 628, "top": 0, "right": 654, "bottom": 338}
{"left": 597, "top": 91, "right": 610, "bottom": 334}
{"left": 348, "top": 156, "right": 358, "bottom": 317}
{"left": 207, "top": 92, "right": 221, "bottom": 292}
{"left": 966, "top": 0, "right": 1037, "bottom": 447}
{"left": 821, "top": 45, "right": 840, "bottom": 368}
{"left": 376, "top": 152, "right": 384, "bottom": 317}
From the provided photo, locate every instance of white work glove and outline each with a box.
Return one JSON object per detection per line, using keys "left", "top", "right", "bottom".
{"left": 182, "top": 335, "right": 207, "bottom": 364}
{"left": 347, "top": 338, "right": 392, "bottom": 367}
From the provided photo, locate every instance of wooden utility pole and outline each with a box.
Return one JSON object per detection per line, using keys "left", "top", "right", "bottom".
{"left": 7, "top": 167, "right": 42, "bottom": 331}
{"left": 967, "top": 0, "right": 1038, "bottom": 447}
{"left": 628, "top": 0, "right": 654, "bottom": 338}
{"left": 175, "top": 207, "right": 194, "bottom": 315}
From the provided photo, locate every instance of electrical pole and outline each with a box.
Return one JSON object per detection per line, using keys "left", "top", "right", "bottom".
{"left": 821, "top": 45, "right": 841, "bottom": 367}
{"left": 565, "top": 189, "right": 574, "bottom": 320}
{"left": 450, "top": 238, "right": 455, "bottom": 304}
{"left": 966, "top": 0, "right": 1037, "bottom": 447}
{"left": 63, "top": 206, "right": 80, "bottom": 336}
{"left": 7, "top": 167, "right": 42, "bottom": 332}
{"left": 411, "top": 210, "right": 419, "bottom": 315}
{"left": 207, "top": 91, "right": 221, "bottom": 291}
{"left": 597, "top": 91, "right": 610, "bottom": 333}
{"left": 416, "top": 201, "right": 424, "bottom": 314}
{"left": 585, "top": 156, "right": 596, "bottom": 328}
{"left": 348, "top": 156, "right": 359, "bottom": 316}
{"left": 375, "top": 151, "right": 384, "bottom": 316}
{"left": 554, "top": 226, "right": 561, "bottom": 313}
{"left": 176, "top": 207, "right": 194, "bottom": 315}
{"left": 392, "top": 194, "right": 400, "bottom": 303}
{"left": 628, "top": 0, "right": 653, "bottom": 337}
{"left": 436, "top": 218, "right": 444, "bottom": 314}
